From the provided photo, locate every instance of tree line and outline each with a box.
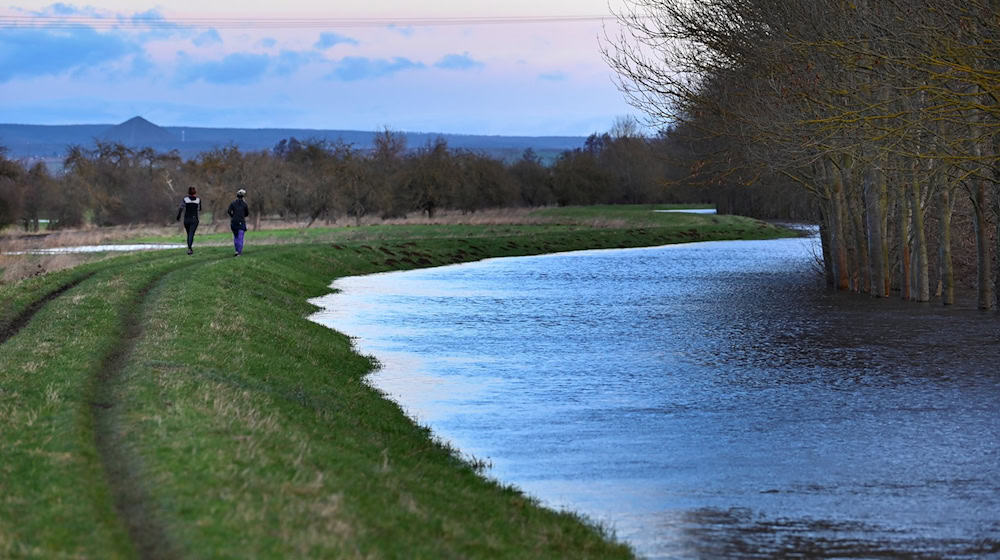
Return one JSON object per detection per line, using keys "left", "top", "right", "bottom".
{"left": 606, "top": 0, "right": 1000, "bottom": 308}
{"left": 0, "top": 125, "right": 706, "bottom": 234}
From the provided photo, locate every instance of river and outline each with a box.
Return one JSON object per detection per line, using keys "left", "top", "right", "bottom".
{"left": 308, "top": 235, "right": 1000, "bottom": 559}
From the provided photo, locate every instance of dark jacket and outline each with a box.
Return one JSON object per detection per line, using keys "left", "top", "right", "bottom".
{"left": 177, "top": 196, "right": 201, "bottom": 223}
{"left": 227, "top": 198, "right": 250, "bottom": 231}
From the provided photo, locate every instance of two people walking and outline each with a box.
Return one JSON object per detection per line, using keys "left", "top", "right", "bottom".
{"left": 176, "top": 187, "right": 249, "bottom": 257}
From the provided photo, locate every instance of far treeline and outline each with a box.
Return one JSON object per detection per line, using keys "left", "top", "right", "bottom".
{"left": 607, "top": 0, "right": 1000, "bottom": 309}
{"left": 0, "top": 123, "right": 766, "bottom": 232}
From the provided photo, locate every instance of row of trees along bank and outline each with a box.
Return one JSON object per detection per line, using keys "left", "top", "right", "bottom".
{"left": 0, "top": 125, "right": 722, "bottom": 233}
{"left": 606, "top": 0, "right": 1000, "bottom": 309}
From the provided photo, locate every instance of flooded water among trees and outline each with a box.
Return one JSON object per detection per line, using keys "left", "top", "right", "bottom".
{"left": 309, "top": 236, "right": 1000, "bottom": 559}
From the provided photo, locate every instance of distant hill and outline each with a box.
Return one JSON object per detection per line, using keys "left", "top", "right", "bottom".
{"left": 102, "top": 116, "right": 177, "bottom": 145}
{"left": 0, "top": 117, "right": 586, "bottom": 165}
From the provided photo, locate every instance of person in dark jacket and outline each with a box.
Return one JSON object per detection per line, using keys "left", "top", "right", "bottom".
{"left": 176, "top": 186, "right": 201, "bottom": 255}
{"left": 227, "top": 188, "right": 250, "bottom": 256}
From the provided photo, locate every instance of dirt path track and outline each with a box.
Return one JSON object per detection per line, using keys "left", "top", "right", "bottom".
{"left": 0, "top": 272, "right": 95, "bottom": 344}
{"left": 91, "top": 256, "right": 214, "bottom": 559}
{"left": 92, "top": 269, "right": 181, "bottom": 560}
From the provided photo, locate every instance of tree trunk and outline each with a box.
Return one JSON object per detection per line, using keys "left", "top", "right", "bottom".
{"left": 875, "top": 85, "right": 891, "bottom": 297}
{"left": 993, "top": 136, "right": 1000, "bottom": 310}
{"left": 818, "top": 204, "right": 836, "bottom": 289}
{"left": 898, "top": 179, "right": 911, "bottom": 300}
{"left": 968, "top": 94, "right": 993, "bottom": 309}
{"left": 878, "top": 161, "right": 890, "bottom": 296}
{"left": 829, "top": 159, "right": 850, "bottom": 291}
{"left": 305, "top": 201, "right": 327, "bottom": 228}
{"left": 939, "top": 186, "right": 954, "bottom": 305}
{"left": 973, "top": 179, "right": 993, "bottom": 309}
{"left": 837, "top": 155, "right": 866, "bottom": 292}
{"left": 849, "top": 177, "right": 869, "bottom": 293}
{"left": 995, "top": 180, "right": 1000, "bottom": 310}
{"left": 863, "top": 165, "right": 885, "bottom": 296}
{"left": 910, "top": 177, "right": 930, "bottom": 302}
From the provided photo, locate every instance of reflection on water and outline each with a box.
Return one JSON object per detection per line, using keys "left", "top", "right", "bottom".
{"left": 652, "top": 208, "right": 717, "bottom": 214}
{"left": 309, "top": 237, "right": 1000, "bottom": 559}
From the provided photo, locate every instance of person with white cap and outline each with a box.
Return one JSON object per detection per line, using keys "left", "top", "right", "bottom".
{"left": 227, "top": 188, "right": 250, "bottom": 256}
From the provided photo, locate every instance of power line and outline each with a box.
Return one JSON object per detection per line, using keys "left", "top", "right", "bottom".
{"left": 0, "top": 13, "right": 615, "bottom": 30}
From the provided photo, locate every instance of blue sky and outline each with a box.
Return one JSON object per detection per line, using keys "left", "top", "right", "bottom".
{"left": 0, "top": 1, "right": 636, "bottom": 136}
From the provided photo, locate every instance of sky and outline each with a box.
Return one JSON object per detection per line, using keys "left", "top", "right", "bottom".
{"left": 0, "top": 1, "right": 639, "bottom": 136}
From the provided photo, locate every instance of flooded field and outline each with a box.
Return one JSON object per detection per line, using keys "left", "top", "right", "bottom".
{"left": 310, "top": 236, "right": 1000, "bottom": 559}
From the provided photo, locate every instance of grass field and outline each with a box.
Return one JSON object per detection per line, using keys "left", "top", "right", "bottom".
{"left": 0, "top": 206, "right": 797, "bottom": 558}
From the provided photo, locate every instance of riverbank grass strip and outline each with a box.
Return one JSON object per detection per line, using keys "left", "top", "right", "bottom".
{"left": 121, "top": 245, "right": 632, "bottom": 558}
{"left": 0, "top": 253, "right": 205, "bottom": 558}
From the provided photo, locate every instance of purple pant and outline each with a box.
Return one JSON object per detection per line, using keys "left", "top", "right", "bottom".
{"left": 234, "top": 229, "right": 245, "bottom": 254}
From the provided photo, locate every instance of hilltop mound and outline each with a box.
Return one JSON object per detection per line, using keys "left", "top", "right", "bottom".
{"left": 101, "top": 116, "right": 177, "bottom": 146}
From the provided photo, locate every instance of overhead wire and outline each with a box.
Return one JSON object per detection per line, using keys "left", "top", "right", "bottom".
{"left": 0, "top": 13, "right": 615, "bottom": 30}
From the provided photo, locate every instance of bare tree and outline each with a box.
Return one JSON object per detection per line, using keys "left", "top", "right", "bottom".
{"left": 606, "top": 0, "right": 999, "bottom": 306}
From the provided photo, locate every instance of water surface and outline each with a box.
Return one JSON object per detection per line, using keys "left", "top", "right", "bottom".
{"left": 309, "top": 237, "right": 1000, "bottom": 559}
{"left": 4, "top": 243, "right": 184, "bottom": 255}
{"left": 653, "top": 208, "right": 716, "bottom": 214}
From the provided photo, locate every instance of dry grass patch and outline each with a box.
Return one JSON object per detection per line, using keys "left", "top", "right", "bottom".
{"left": 0, "top": 253, "right": 99, "bottom": 284}
{"left": 2, "top": 224, "right": 175, "bottom": 250}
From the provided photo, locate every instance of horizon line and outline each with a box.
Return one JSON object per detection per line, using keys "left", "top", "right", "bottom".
{"left": 0, "top": 118, "right": 594, "bottom": 139}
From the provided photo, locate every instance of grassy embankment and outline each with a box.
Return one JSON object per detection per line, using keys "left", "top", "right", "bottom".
{"left": 0, "top": 205, "right": 750, "bottom": 284}
{"left": 0, "top": 207, "right": 796, "bottom": 558}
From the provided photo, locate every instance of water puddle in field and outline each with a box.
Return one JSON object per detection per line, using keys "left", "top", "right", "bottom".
{"left": 3, "top": 244, "right": 185, "bottom": 255}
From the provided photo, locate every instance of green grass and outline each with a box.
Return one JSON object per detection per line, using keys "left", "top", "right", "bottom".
{"left": 131, "top": 223, "right": 574, "bottom": 245}
{"left": 531, "top": 203, "right": 713, "bottom": 222}
{"left": 0, "top": 252, "right": 198, "bottom": 558}
{"left": 126, "top": 205, "right": 776, "bottom": 250}
{"left": 0, "top": 209, "right": 797, "bottom": 558}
